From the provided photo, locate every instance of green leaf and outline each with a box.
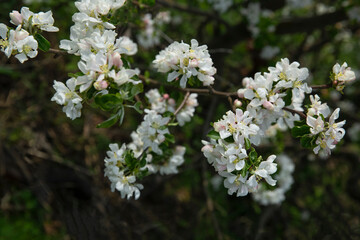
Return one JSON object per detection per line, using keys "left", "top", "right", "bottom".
{"left": 207, "top": 130, "right": 220, "bottom": 140}
{"left": 34, "top": 33, "right": 50, "bottom": 52}
{"left": 131, "top": 83, "right": 143, "bottom": 97}
{"left": 249, "top": 149, "right": 258, "bottom": 163}
{"left": 140, "top": 154, "right": 147, "bottom": 168}
{"left": 165, "top": 134, "right": 175, "bottom": 144}
{"left": 294, "top": 120, "right": 306, "bottom": 127}
{"left": 96, "top": 114, "right": 119, "bottom": 128}
{"left": 86, "top": 86, "right": 96, "bottom": 100}
{"left": 140, "top": 0, "right": 155, "bottom": 5}
{"left": 244, "top": 138, "right": 251, "bottom": 150}
{"left": 118, "top": 106, "right": 125, "bottom": 125}
{"left": 133, "top": 102, "right": 143, "bottom": 114}
{"left": 283, "top": 89, "right": 293, "bottom": 106}
{"left": 300, "top": 135, "right": 317, "bottom": 148}
{"left": 162, "top": 111, "right": 174, "bottom": 118}
{"left": 291, "top": 125, "right": 311, "bottom": 138}
{"left": 95, "top": 94, "right": 122, "bottom": 111}
{"left": 224, "top": 135, "right": 235, "bottom": 143}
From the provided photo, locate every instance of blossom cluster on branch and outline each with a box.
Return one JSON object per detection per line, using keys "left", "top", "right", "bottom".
{"left": 0, "top": 0, "right": 357, "bottom": 205}
{"left": 0, "top": 7, "right": 58, "bottom": 63}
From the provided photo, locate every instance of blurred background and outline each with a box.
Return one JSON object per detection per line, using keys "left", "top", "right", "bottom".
{"left": 1, "top": 0, "right": 360, "bottom": 239}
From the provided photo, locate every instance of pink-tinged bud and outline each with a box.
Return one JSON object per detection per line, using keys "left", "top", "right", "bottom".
{"left": 112, "top": 52, "right": 123, "bottom": 69}
{"left": 14, "top": 28, "right": 29, "bottom": 41}
{"left": 201, "top": 144, "right": 213, "bottom": 153}
{"left": 189, "top": 59, "right": 198, "bottom": 68}
{"left": 234, "top": 99, "right": 242, "bottom": 108}
{"left": 93, "top": 80, "right": 109, "bottom": 90}
{"left": 168, "top": 98, "right": 176, "bottom": 106}
{"left": 175, "top": 77, "right": 179, "bottom": 81}
{"left": 214, "top": 122, "right": 225, "bottom": 132}
{"left": 163, "top": 93, "right": 169, "bottom": 99}
{"left": 262, "top": 101, "right": 274, "bottom": 110}
{"left": 10, "top": 11, "right": 23, "bottom": 26}
{"left": 237, "top": 89, "right": 245, "bottom": 98}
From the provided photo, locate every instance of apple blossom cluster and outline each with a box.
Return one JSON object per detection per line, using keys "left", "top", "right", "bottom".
{"left": 137, "top": 12, "right": 171, "bottom": 49}
{"left": 202, "top": 109, "right": 278, "bottom": 197}
{"left": 146, "top": 89, "right": 199, "bottom": 126}
{"left": 304, "top": 95, "right": 346, "bottom": 157}
{"left": 252, "top": 154, "right": 295, "bottom": 205}
{"left": 53, "top": 0, "right": 141, "bottom": 120}
{"left": 237, "top": 58, "right": 311, "bottom": 142}
{"left": 104, "top": 106, "right": 189, "bottom": 199}
{"left": 0, "top": 7, "right": 58, "bottom": 63}
{"left": 153, "top": 39, "right": 217, "bottom": 88}
{"left": 331, "top": 62, "right": 356, "bottom": 92}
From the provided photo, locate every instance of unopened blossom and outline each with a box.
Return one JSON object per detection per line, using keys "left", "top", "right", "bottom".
{"left": 9, "top": 10, "right": 23, "bottom": 26}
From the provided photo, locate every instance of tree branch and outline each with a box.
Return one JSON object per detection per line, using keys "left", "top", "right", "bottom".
{"left": 283, "top": 107, "right": 306, "bottom": 119}
{"left": 156, "top": 0, "right": 229, "bottom": 27}
{"left": 311, "top": 83, "right": 332, "bottom": 90}
{"left": 174, "top": 91, "right": 190, "bottom": 116}
{"left": 139, "top": 75, "right": 238, "bottom": 97}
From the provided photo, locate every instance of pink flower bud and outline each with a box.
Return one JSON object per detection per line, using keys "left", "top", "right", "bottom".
{"left": 10, "top": 11, "right": 23, "bottom": 26}
{"left": 201, "top": 144, "right": 213, "bottom": 153}
{"left": 168, "top": 98, "right": 176, "bottom": 106}
{"left": 14, "top": 28, "right": 29, "bottom": 41}
{"left": 237, "top": 89, "right": 245, "bottom": 98}
{"left": 93, "top": 80, "right": 109, "bottom": 90}
{"left": 111, "top": 52, "right": 123, "bottom": 69}
{"left": 163, "top": 93, "right": 169, "bottom": 99}
{"left": 234, "top": 99, "right": 242, "bottom": 108}
{"left": 262, "top": 101, "right": 274, "bottom": 110}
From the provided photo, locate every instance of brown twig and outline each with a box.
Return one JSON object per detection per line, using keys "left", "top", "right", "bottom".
{"left": 174, "top": 91, "right": 190, "bottom": 116}
{"left": 310, "top": 83, "right": 332, "bottom": 90}
{"left": 48, "top": 48, "right": 67, "bottom": 55}
{"left": 139, "top": 75, "right": 238, "bottom": 97}
{"left": 283, "top": 107, "right": 306, "bottom": 119}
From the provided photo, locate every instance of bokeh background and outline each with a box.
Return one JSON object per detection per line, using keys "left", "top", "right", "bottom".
{"left": 1, "top": 0, "right": 360, "bottom": 239}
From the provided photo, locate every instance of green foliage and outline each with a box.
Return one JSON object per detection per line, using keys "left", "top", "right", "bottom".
{"left": 291, "top": 125, "right": 311, "bottom": 138}
{"left": 34, "top": 33, "right": 50, "bottom": 52}
{"left": 207, "top": 129, "right": 220, "bottom": 140}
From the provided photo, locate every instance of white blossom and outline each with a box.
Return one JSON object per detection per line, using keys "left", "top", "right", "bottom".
{"left": 51, "top": 78, "right": 83, "bottom": 120}
{"left": 153, "top": 39, "right": 216, "bottom": 88}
